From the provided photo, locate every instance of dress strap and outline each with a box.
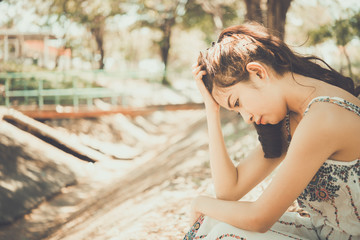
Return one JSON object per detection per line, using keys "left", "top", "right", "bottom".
{"left": 285, "top": 112, "right": 292, "bottom": 145}
{"left": 304, "top": 96, "right": 360, "bottom": 117}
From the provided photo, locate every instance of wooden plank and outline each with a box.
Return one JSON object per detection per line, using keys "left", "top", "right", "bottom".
{"left": 16, "top": 103, "right": 205, "bottom": 119}
{"left": 1, "top": 109, "right": 111, "bottom": 162}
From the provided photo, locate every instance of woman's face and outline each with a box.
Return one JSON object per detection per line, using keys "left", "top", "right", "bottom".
{"left": 212, "top": 78, "right": 287, "bottom": 125}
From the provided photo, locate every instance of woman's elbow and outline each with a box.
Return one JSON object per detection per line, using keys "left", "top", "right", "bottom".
{"left": 250, "top": 215, "right": 274, "bottom": 233}
{"left": 230, "top": 214, "right": 271, "bottom": 233}
{"left": 243, "top": 220, "right": 271, "bottom": 233}
{"left": 255, "top": 224, "right": 271, "bottom": 233}
{"left": 214, "top": 186, "right": 243, "bottom": 201}
{"left": 215, "top": 191, "right": 240, "bottom": 201}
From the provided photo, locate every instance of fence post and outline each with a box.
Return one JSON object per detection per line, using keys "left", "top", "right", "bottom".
{"left": 55, "top": 74, "right": 60, "bottom": 106}
{"left": 24, "top": 77, "right": 29, "bottom": 105}
{"left": 73, "top": 77, "right": 79, "bottom": 111}
{"left": 38, "top": 79, "right": 43, "bottom": 109}
{"left": 5, "top": 77, "right": 10, "bottom": 107}
{"left": 86, "top": 80, "right": 92, "bottom": 109}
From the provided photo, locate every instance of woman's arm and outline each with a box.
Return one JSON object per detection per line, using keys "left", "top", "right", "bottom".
{"left": 207, "top": 108, "right": 284, "bottom": 200}
{"left": 192, "top": 105, "right": 339, "bottom": 232}
{"left": 193, "top": 64, "right": 284, "bottom": 200}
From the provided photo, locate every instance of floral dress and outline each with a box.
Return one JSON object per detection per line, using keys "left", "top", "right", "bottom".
{"left": 183, "top": 96, "right": 360, "bottom": 240}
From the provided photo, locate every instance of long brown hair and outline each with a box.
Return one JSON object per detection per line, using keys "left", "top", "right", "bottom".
{"left": 198, "top": 22, "right": 359, "bottom": 158}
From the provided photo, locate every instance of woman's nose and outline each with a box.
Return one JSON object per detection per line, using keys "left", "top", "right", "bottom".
{"left": 238, "top": 109, "right": 254, "bottom": 124}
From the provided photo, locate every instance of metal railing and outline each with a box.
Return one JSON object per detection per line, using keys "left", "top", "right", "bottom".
{"left": 0, "top": 71, "right": 126, "bottom": 109}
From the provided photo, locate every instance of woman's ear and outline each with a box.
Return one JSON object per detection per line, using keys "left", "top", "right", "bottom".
{"left": 246, "top": 62, "right": 267, "bottom": 80}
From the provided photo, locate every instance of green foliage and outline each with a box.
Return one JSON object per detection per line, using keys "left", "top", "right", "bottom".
{"left": 182, "top": 1, "right": 239, "bottom": 44}
{"left": 308, "top": 25, "right": 332, "bottom": 45}
{"left": 182, "top": 1, "right": 208, "bottom": 28}
{"left": 31, "top": 0, "right": 127, "bottom": 69}
{"left": 307, "top": 10, "right": 360, "bottom": 79}
{"left": 333, "top": 18, "right": 357, "bottom": 46}
{"left": 221, "top": 5, "right": 239, "bottom": 26}
{"left": 308, "top": 10, "right": 360, "bottom": 47}
{"left": 349, "top": 11, "right": 360, "bottom": 37}
{"left": 182, "top": 1, "right": 215, "bottom": 36}
{"left": 136, "top": 0, "right": 186, "bottom": 25}
{"left": 37, "top": 0, "right": 124, "bottom": 23}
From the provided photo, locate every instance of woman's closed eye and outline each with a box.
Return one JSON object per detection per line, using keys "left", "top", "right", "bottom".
{"left": 234, "top": 99, "right": 239, "bottom": 108}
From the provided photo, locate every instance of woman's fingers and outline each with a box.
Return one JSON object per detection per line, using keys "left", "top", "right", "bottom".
{"left": 196, "top": 70, "right": 206, "bottom": 81}
{"left": 192, "top": 65, "right": 203, "bottom": 77}
{"left": 194, "top": 72, "right": 208, "bottom": 92}
{"left": 192, "top": 66, "right": 207, "bottom": 90}
{"left": 191, "top": 63, "right": 219, "bottom": 110}
{"left": 191, "top": 65, "right": 208, "bottom": 91}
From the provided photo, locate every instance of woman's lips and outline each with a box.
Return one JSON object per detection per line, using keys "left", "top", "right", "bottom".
{"left": 257, "top": 116, "right": 266, "bottom": 125}
{"left": 261, "top": 116, "right": 267, "bottom": 125}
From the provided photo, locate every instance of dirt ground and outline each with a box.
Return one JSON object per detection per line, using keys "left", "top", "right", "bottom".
{"left": 0, "top": 107, "right": 305, "bottom": 240}
{"left": 42, "top": 109, "right": 269, "bottom": 240}
{"left": 0, "top": 104, "right": 302, "bottom": 240}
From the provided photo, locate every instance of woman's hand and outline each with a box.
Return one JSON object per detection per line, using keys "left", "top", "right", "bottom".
{"left": 192, "top": 63, "right": 220, "bottom": 112}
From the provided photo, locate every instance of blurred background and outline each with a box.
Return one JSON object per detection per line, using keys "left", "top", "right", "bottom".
{"left": 0, "top": 0, "right": 359, "bottom": 239}
{"left": 1, "top": 0, "right": 359, "bottom": 85}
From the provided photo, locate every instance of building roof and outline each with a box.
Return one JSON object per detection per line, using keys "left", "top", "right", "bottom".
{"left": 0, "top": 30, "right": 57, "bottom": 40}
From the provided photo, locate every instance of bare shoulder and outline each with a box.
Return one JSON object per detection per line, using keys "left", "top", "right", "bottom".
{"left": 303, "top": 97, "right": 360, "bottom": 132}
{"left": 294, "top": 99, "right": 360, "bottom": 161}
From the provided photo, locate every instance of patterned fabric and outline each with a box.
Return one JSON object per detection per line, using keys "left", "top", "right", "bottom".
{"left": 184, "top": 212, "right": 316, "bottom": 240}
{"left": 293, "top": 96, "right": 360, "bottom": 239}
{"left": 285, "top": 112, "right": 292, "bottom": 144}
{"left": 184, "top": 215, "right": 205, "bottom": 240}
{"left": 304, "top": 96, "right": 360, "bottom": 116}
{"left": 183, "top": 96, "right": 360, "bottom": 239}
{"left": 296, "top": 159, "right": 360, "bottom": 238}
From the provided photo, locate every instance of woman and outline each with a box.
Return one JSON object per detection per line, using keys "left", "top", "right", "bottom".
{"left": 184, "top": 22, "right": 360, "bottom": 239}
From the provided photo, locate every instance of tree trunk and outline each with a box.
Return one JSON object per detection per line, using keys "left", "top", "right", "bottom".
{"left": 159, "top": 18, "right": 175, "bottom": 86}
{"left": 91, "top": 16, "right": 106, "bottom": 70}
{"left": 244, "top": 0, "right": 263, "bottom": 24}
{"left": 3, "top": 111, "right": 110, "bottom": 162}
{"left": 340, "top": 45, "right": 353, "bottom": 78}
{"left": 266, "top": 0, "right": 292, "bottom": 40}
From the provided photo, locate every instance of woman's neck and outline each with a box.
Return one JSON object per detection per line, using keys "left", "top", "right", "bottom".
{"left": 280, "top": 72, "right": 321, "bottom": 116}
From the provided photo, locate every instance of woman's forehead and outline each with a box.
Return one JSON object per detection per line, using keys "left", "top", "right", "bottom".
{"left": 212, "top": 85, "right": 229, "bottom": 97}
{"left": 212, "top": 85, "right": 234, "bottom": 108}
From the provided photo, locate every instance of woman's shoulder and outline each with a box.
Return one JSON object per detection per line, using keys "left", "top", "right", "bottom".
{"left": 302, "top": 97, "right": 359, "bottom": 127}
{"left": 297, "top": 96, "right": 360, "bottom": 160}
{"left": 285, "top": 94, "right": 360, "bottom": 147}
{"left": 304, "top": 95, "right": 360, "bottom": 125}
